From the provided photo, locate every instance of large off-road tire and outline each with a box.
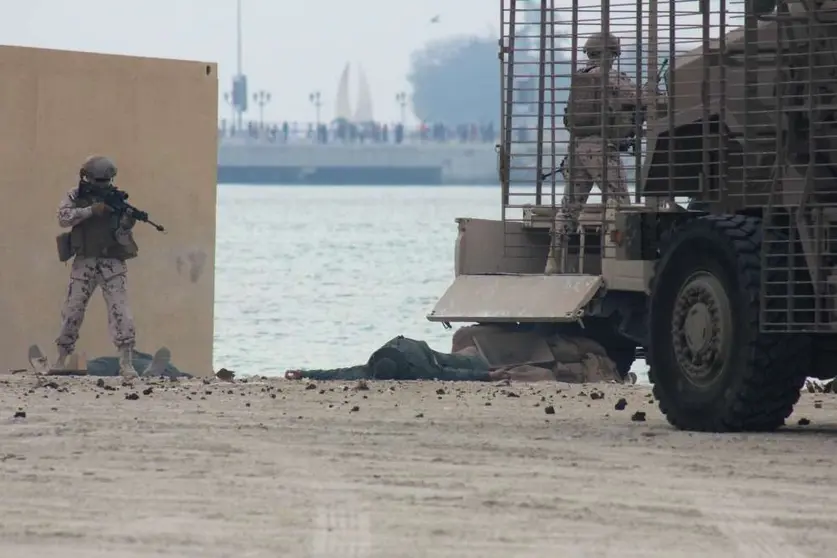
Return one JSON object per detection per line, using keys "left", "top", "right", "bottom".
{"left": 647, "top": 214, "right": 810, "bottom": 432}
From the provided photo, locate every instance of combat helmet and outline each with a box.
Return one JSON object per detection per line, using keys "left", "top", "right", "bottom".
{"left": 584, "top": 32, "right": 621, "bottom": 57}
{"left": 80, "top": 155, "right": 118, "bottom": 183}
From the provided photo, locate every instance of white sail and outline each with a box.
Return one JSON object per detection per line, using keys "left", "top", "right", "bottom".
{"left": 354, "top": 64, "right": 375, "bottom": 124}
{"left": 334, "top": 62, "right": 352, "bottom": 121}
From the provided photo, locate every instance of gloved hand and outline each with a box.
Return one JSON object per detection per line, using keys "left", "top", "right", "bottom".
{"left": 119, "top": 214, "right": 137, "bottom": 230}
{"left": 91, "top": 202, "right": 111, "bottom": 216}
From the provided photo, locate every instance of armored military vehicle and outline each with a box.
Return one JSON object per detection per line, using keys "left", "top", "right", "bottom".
{"left": 427, "top": 0, "right": 837, "bottom": 432}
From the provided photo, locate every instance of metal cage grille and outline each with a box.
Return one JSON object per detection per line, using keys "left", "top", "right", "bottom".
{"left": 498, "top": 0, "right": 837, "bottom": 332}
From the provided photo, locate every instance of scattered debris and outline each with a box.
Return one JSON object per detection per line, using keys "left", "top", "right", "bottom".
{"left": 13, "top": 410, "right": 26, "bottom": 419}
{"left": 614, "top": 398, "right": 628, "bottom": 411}
{"left": 142, "top": 387, "right": 153, "bottom": 396}
{"left": 797, "top": 417, "right": 811, "bottom": 426}
{"left": 215, "top": 368, "right": 236, "bottom": 382}
{"left": 544, "top": 405, "right": 556, "bottom": 415}
{"left": 125, "top": 393, "right": 140, "bottom": 401}
{"left": 350, "top": 405, "right": 360, "bottom": 412}
{"left": 631, "top": 411, "right": 646, "bottom": 422}
{"left": 355, "top": 380, "right": 369, "bottom": 391}
{"left": 305, "top": 383, "right": 317, "bottom": 390}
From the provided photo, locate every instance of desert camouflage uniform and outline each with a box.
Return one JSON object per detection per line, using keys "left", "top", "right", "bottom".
{"left": 56, "top": 187, "right": 137, "bottom": 355}
{"left": 545, "top": 32, "right": 660, "bottom": 274}
{"left": 53, "top": 155, "right": 140, "bottom": 378}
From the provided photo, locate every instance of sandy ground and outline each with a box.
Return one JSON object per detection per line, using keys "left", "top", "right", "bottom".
{"left": 1, "top": 374, "right": 836, "bottom": 558}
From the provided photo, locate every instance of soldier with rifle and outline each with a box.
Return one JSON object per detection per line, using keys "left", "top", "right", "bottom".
{"left": 52, "top": 155, "right": 164, "bottom": 378}
{"left": 545, "top": 32, "right": 666, "bottom": 274}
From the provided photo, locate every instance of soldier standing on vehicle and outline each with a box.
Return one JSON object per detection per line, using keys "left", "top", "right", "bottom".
{"left": 53, "top": 156, "right": 140, "bottom": 378}
{"left": 545, "top": 32, "right": 662, "bottom": 274}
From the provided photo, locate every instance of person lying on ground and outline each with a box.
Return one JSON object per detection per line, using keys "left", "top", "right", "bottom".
{"left": 285, "top": 336, "right": 509, "bottom": 382}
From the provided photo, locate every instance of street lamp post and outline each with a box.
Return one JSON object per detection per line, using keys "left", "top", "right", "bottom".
{"left": 253, "top": 90, "right": 271, "bottom": 128}
{"left": 309, "top": 91, "right": 322, "bottom": 129}
{"left": 395, "top": 92, "right": 407, "bottom": 126}
{"left": 222, "top": 92, "right": 237, "bottom": 133}
{"left": 235, "top": 0, "right": 244, "bottom": 130}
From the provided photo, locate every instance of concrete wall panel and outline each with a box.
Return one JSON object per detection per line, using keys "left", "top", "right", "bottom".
{"left": 0, "top": 46, "right": 218, "bottom": 376}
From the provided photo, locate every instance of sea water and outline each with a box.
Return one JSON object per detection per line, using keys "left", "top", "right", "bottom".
{"left": 214, "top": 185, "right": 649, "bottom": 382}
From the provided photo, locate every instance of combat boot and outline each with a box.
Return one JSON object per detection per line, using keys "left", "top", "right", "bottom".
{"left": 51, "top": 348, "right": 71, "bottom": 373}
{"left": 545, "top": 225, "right": 572, "bottom": 275}
{"left": 119, "top": 347, "right": 139, "bottom": 379}
{"left": 544, "top": 254, "right": 560, "bottom": 275}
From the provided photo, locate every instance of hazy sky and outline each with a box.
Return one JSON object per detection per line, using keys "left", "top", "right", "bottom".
{"left": 1, "top": 1, "right": 730, "bottom": 125}
{"left": 1, "top": 0, "right": 496, "bottom": 125}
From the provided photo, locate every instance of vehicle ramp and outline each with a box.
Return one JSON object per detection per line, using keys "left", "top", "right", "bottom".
{"left": 427, "top": 274, "right": 604, "bottom": 323}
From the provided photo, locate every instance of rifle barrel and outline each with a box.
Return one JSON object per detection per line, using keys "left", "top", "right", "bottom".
{"left": 147, "top": 219, "right": 165, "bottom": 232}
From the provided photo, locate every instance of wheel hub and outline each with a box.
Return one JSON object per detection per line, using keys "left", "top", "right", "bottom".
{"left": 671, "top": 272, "right": 732, "bottom": 386}
{"left": 684, "top": 303, "right": 712, "bottom": 353}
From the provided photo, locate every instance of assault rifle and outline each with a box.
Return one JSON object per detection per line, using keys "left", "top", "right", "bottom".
{"left": 81, "top": 182, "right": 165, "bottom": 232}
{"left": 656, "top": 57, "right": 669, "bottom": 92}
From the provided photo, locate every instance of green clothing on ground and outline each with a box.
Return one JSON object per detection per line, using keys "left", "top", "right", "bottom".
{"left": 296, "top": 336, "right": 492, "bottom": 381}
{"left": 86, "top": 350, "right": 190, "bottom": 378}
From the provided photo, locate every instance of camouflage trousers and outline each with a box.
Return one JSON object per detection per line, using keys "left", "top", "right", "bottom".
{"left": 546, "top": 137, "right": 631, "bottom": 274}
{"left": 55, "top": 257, "right": 136, "bottom": 354}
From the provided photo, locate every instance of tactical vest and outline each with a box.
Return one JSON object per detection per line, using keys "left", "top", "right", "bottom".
{"left": 564, "top": 66, "right": 607, "bottom": 137}
{"left": 610, "top": 72, "right": 641, "bottom": 141}
{"left": 70, "top": 196, "right": 138, "bottom": 260}
{"left": 564, "top": 66, "right": 634, "bottom": 140}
